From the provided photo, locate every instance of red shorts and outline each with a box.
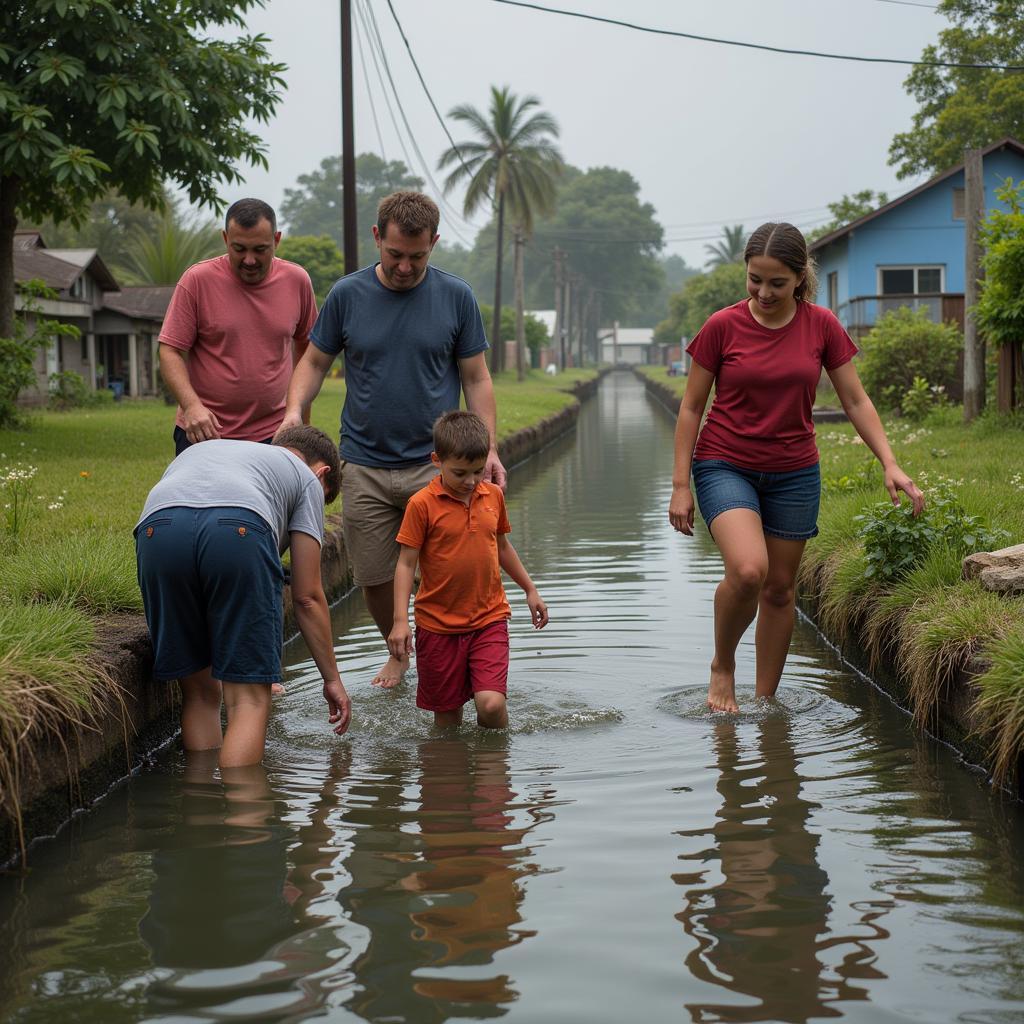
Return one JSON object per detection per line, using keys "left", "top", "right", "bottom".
{"left": 415, "top": 619, "right": 509, "bottom": 712}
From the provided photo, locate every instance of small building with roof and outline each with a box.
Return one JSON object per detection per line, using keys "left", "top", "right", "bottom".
{"left": 13, "top": 232, "right": 173, "bottom": 402}
{"left": 810, "top": 137, "right": 1024, "bottom": 340}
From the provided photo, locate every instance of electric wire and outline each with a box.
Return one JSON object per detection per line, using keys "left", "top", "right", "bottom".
{"left": 352, "top": 6, "right": 392, "bottom": 188}
{"left": 486, "top": 0, "right": 1024, "bottom": 70}
{"left": 359, "top": 0, "right": 480, "bottom": 242}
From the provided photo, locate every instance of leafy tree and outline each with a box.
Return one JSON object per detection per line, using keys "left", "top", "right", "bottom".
{"left": 653, "top": 263, "right": 746, "bottom": 347}
{"left": 806, "top": 190, "right": 890, "bottom": 242}
{"left": 280, "top": 153, "right": 423, "bottom": 270}
{"left": 479, "top": 303, "right": 549, "bottom": 353}
{"left": 704, "top": 225, "right": 746, "bottom": 268}
{"left": 438, "top": 85, "right": 562, "bottom": 375}
{"left": 975, "top": 178, "right": 1024, "bottom": 348}
{"left": 22, "top": 188, "right": 168, "bottom": 264}
{"left": 889, "top": 0, "right": 1024, "bottom": 178}
{"left": 0, "top": 0, "right": 285, "bottom": 341}
{"left": 117, "top": 207, "right": 221, "bottom": 285}
{"left": 276, "top": 234, "right": 345, "bottom": 304}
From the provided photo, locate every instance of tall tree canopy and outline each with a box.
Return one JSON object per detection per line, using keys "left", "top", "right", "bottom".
{"left": 438, "top": 85, "right": 562, "bottom": 372}
{"left": 280, "top": 153, "right": 424, "bottom": 270}
{"left": 0, "top": 0, "right": 285, "bottom": 337}
{"left": 653, "top": 263, "right": 746, "bottom": 347}
{"left": 889, "top": 0, "right": 1024, "bottom": 178}
{"left": 276, "top": 234, "right": 345, "bottom": 305}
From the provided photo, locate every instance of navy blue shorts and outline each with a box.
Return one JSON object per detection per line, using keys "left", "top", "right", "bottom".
{"left": 135, "top": 506, "right": 285, "bottom": 683}
{"left": 691, "top": 459, "right": 821, "bottom": 541}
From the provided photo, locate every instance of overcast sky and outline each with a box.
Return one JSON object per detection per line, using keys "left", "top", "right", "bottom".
{"left": 223, "top": 0, "right": 945, "bottom": 268}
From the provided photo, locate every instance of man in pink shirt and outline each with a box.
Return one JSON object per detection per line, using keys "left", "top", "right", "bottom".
{"left": 159, "top": 198, "right": 317, "bottom": 456}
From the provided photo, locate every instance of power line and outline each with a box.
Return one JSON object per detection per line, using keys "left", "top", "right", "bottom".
{"left": 358, "top": 0, "right": 478, "bottom": 244}
{"left": 487, "top": 0, "right": 1024, "bottom": 70}
{"left": 383, "top": 0, "right": 486, "bottom": 195}
{"left": 873, "top": 0, "right": 938, "bottom": 8}
{"left": 352, "top": 6, "right": 392, "bottom": 187}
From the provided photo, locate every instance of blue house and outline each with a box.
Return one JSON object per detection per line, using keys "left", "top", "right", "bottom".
{"left": 810, "top": 137, "right": 1024, "bottom": 340}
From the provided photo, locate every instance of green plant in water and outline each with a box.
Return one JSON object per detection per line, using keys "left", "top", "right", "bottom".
{"left": 854, "top": 482, "right": 1009, "bottom": 583}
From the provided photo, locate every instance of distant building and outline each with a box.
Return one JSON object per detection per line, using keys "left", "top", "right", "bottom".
{"left": 13, "top": 232, "right": 173, "bottom": 403}
{"left": 597, "top": 326, "right": 654, "bottom": 365}
{"left": 810, "top": 137, "right": 1024, "bottom": 341}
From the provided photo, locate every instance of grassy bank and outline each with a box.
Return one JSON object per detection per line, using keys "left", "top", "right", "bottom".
{"left": 0, "top": 367, "right": 595, "bottom": 822}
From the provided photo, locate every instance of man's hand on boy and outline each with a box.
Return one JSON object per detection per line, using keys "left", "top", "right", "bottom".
{"left": 388, "top": 622, "right": 413, "bottom": 660}
{"left": 526, "top": 589, "right": 549, "bottom": 629}
{"left": 324, "top": 678, "right": 351, "bottom": 735}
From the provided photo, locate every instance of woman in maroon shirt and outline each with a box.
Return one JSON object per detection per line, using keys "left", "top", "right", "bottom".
{"left": 668, "top": 222, "right": 924, "bottom": 713}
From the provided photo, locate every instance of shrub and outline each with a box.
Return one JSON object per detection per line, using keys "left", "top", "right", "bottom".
{"left": 900, "top": 375, "right": 946, "bottom": 422}
{"left": 858, "top": 307, "right": 962, "bottom": 412}
{"left": 47, "top": 370, "right": 93, "bottom": 411}
{"left": 854, "top": 482, "right": 1009, "bottom": 583}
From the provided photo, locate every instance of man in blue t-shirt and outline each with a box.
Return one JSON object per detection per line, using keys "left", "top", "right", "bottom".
{"left": 281, "top": 191, "right": 505, "bottom": 688}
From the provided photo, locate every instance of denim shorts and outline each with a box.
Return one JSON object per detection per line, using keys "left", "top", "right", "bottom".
{"left": 135, "top": 506, "right": 285, "bottom": 683}
{"left": 691, "top": 459, "right": 821, "bottom": 541}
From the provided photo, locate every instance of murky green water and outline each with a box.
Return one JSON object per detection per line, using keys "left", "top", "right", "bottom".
{"left": 3, "top": 372, "right": 1024, "bottom": 1023}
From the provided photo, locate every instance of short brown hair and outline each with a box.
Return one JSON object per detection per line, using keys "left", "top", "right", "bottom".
{"left": 273, "top": 425, "right": 341, "bottom": 504}
{"left": 433, "top": 410, "right": 490, "bottom": 462}
{"left": 744, "top": 222, "right": 819, "bottom": 302}
{"left": 377, "top": 191, "right": 440, "bottom": 239}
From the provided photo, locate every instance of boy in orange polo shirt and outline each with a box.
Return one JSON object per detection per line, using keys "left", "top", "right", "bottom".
{"left": 388, "top": 411, "right": 548, "bottom": 728}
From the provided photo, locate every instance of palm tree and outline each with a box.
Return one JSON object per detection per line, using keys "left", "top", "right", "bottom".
{"left": 116, "top": 205, "right": 221, "bottom": 285}
{"left": 704, "top": 224, "right": 747, "bottom": 268}
{"left": 438, "top": 86, "right": 562, "bottom": 375}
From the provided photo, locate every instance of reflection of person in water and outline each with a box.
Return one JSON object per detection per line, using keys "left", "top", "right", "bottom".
{"left": 139, "top": 755, "right": 297, "bottom": 968}
{"left": 343, "top": 737, "right": 546, "bottom": 1022}
{"left": 675, "top": 715, "right": 887, "bottom": 1023}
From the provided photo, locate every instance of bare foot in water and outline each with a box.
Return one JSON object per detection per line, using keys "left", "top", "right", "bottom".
{"left": 707, "top": 663, "right": 739, "bottom": 713}
{"left": 271, "top": 683, "right": 285, "bottom": 697}
{"left": 372, "top": 654, "right": 409, "bottom": 689}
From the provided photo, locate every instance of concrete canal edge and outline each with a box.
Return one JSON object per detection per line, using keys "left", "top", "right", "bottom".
{"left": 2, "top": 375, "right": 603, "bottom": 867}
{"left": 635, "top": 368, "right": 1003, "bottom": 787}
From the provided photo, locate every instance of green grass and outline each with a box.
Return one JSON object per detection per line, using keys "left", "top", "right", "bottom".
{"left": 973, "top": 625, "right": 1024, "bottom": 785}
{"left": 806, "top": 402, "right": 1024, "bottom": 776}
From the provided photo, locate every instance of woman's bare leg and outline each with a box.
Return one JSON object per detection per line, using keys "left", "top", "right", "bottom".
{"left": 707, "top": 508, "right": 769, "bottom": 712}
{"left": 754, "top": 536, "right": 807, "bottom": 699}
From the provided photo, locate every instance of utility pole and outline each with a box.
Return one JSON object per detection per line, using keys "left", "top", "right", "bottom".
{"left": 612, "top": 319, "right": 619, "bottom": 366}
{"left": 340, "top": 0, "right": 358, "bottom": 276}
{"left": 563, "top": 272, "right": 572, "bottom": 367}
{"left": 552, "top": 248, "right": 564, "bottom": 370}
{"left": 963, "top": 147, "right": 985, "bottom": 422}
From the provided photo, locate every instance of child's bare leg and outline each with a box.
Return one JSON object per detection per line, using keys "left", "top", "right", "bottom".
{"left": 754, "top": 536, "right": 806, "bottom": 699}
{"left": 433, "top": 708, "right": 463, "bottom": 728}
{"left": 474, "top": 690, "right": 508, "bottom": 729}
{"left": 707, "top": 509, "right": 769, "bottom": 713}
{"left": 364, "top": 581, "right": 409, "bottom": 688}
{"left": 179, "top": 667, "right": 223, "bottom": 751}
{"left": 220, "top": 683, "right": 272, "bottom": 768}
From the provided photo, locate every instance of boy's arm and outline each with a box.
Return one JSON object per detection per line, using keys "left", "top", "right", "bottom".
{"left": 498, "top": 534, "right": 548, "bottom": 628}
{"left": 388, "top": 544, "right": 420, "bottom": 658}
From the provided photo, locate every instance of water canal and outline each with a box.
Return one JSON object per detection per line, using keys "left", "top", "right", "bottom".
{"left": 3, "top": 371, "right": 1024, "bottom": 1023}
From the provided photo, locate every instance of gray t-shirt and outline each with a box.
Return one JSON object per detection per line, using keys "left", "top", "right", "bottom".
{"left": 310, "top": 264, "right": 488, "bottom": 468}
{"left": 137, "top": 440, "right": 325, "bottom": 553}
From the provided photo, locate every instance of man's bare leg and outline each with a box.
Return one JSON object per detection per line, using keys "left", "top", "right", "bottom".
{"left": 473, "top": 690, "right": 508, "bottom": 729}
{"left": 179, "top": 667, "right": 223, "bottom": 751}
{"left": 220, "top": 683, "right": 272, "bottom": 768}
{"left": 364, "top": 580, "right": 409, "bottom": 688}
{"left": 433, "top": 707, "right": 463, "bottom": 728}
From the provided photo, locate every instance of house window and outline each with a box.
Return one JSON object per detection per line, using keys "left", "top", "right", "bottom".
{"left": 69, "top": 275, "right": 92, "bottom": 301}
{"left": 827, "top": 271, "right": 838, "bottom": 312}
{"left": 879, "top": 265, "right": 944, "bottom": 295}
{"left": 952, "top": 187, "right": 965, "bottom": 220}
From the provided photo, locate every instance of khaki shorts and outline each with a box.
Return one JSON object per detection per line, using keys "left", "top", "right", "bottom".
{"left": 340, "top": 460, "right": 438, "bottom": 587}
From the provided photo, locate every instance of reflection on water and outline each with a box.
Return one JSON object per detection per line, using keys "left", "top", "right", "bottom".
{"left": 3, "top": 373, "right": 1024, "bottom": 1023}
{"left": 675, "top": 711, "right": 885, "bottom": 1023}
